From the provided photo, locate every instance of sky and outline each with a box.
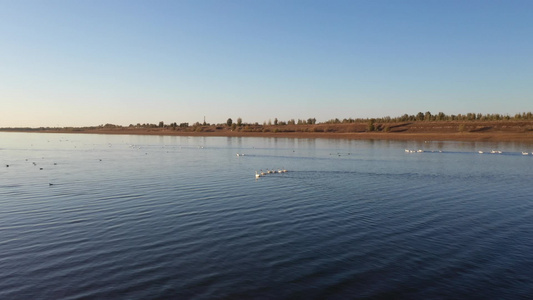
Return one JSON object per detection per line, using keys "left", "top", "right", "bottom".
{"left": 1, "top": 0, "right": 532, "bottom": 127}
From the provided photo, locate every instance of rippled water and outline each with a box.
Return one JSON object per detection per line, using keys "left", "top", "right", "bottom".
{"left": 1, "top": 132, "right": 532, "bottom": 299}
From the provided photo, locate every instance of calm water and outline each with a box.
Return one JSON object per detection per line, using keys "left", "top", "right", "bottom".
{"left": 1, "top": 132, "right": 532, "bottom": 299}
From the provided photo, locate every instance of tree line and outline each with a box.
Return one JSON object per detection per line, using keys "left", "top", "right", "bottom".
{"left": 5, "top": 111, "right": 530, "bottom": 131}
{"left": 135, "top": 111, "right": 533, "bottom": 129}
{"left": 323, "top": 111, "right": 533, "bottom": 124}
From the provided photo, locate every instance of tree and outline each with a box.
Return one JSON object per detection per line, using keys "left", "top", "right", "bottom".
{"left": 274, "top": 118, "right": 278, "bottom": 125}
{"left": 237, "top": 117, "right": 242, "bottom": 126}
{"left": 226, "top": 118, "right": 232, "bottom": 127}
{"left": 367, "top": 119, "right": 376, "bottom": 132}
{"left": 158, "top": 121, "right": 164, "bottom": 128}
{"left": 424, "top": 111, "right": 432, "bottom": 121}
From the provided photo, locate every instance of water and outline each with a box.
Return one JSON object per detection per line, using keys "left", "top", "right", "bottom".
{"left": 1, "top": 132, "right": 532, "bottom": 299}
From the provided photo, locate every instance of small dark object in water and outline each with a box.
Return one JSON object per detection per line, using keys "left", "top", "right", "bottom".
{"left": 6, "top": 164, "right": 9, "bottom": 167}
{"left": 40, "top": 168, "right": 43, "bottom": 170}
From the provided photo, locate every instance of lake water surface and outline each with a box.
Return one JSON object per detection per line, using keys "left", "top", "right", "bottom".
{"left": 1, "top": 132, "right": 532, "bottom": 299}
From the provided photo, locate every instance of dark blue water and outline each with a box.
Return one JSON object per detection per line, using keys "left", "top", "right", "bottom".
{"left": 1, "top": 133, "right": 532, "bottom": 299}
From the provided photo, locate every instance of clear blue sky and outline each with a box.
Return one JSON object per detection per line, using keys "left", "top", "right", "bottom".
{"left": 1, "top": 0, "right": 532, "bottom": 127}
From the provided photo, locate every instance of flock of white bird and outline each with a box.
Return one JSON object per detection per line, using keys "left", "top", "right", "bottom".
{"left": 405, "top": 149, "right": 426, "bottom": 153}
{"left": 235, "top": 153, "right": 288, "bottom": 178}
{"left": 405, "top": 149, "right": 533, "bottom": 155}
{"left": 404, "top": 149, "right": 444, "bottom": 153}
{"left": 255, "top": 168, "right": 288, "bottom": 178}
{"left": 477, "top": 150, "right": 533, "bottom": 155}
{"left": 478, "top": 150, "right": 503, "bottom": 154}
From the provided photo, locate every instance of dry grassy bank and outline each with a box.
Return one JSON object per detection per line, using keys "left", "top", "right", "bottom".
{"left": 3, "top": 121, "right": 533, "bottom": 142}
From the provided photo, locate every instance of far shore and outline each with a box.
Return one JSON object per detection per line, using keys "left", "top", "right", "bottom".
{"left": 3, "top": 126, "right": 533, "bottom": 143}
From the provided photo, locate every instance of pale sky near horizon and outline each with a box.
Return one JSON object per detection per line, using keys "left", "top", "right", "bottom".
{"left": 1, "top": 0, "right": 532, "bottom": 127}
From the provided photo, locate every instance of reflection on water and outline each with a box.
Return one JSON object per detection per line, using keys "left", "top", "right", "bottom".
{"left": 0, "top": 132, "right": 532, "bottom": 299}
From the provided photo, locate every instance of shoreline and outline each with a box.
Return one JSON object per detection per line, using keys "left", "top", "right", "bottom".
{"left": 3, "top": 128, "right": 533, "bottom": 143}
